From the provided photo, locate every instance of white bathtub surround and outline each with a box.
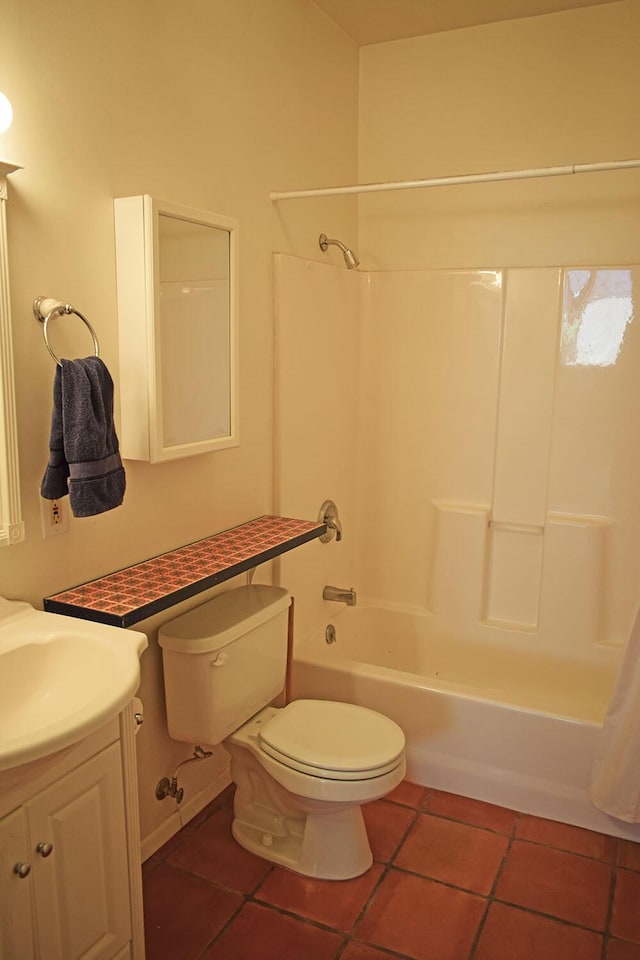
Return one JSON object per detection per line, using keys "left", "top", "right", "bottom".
{"left": 276, "top": 259, "right": 640, "bottom": 657}
{"left": 428, "top": 503, "right": 612, "bottom": 643}
{"left": 591, "top": 601, "right": 640, "bottom": 823}
{"left": 292, "top": 604, "right": 640, "bottom": 842}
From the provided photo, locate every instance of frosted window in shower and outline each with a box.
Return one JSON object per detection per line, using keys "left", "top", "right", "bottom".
{"left": 561, "top": 269, "right": 633, "bottom": 367}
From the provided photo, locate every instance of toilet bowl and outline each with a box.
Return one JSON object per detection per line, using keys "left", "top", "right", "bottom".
{"left": 158, "top": 584, "right": 406, "bottom": 879}
{"left": 226, "top": 700, "right": 405, "bottom": 879}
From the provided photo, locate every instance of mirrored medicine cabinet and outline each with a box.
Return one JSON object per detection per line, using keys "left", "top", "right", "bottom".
{"left": 114, "top": 196, "right": 239, "bottom": 463}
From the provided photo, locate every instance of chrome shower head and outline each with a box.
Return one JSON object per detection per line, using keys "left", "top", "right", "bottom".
{"left": 342, "top": 246, "right": 359, "bottom": 270}
{"left": 319, "top": 233, "right": 359, "bottom": 270}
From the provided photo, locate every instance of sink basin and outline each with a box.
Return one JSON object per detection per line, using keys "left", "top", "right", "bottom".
{"left": 0, "top": 597, "right": 147, "bottom": 772}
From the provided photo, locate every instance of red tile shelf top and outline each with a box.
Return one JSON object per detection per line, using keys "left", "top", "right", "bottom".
{"left": 44, "top": 515, "right": 326, "bottom": 628}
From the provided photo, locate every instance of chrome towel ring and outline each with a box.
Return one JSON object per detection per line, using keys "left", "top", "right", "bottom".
{"left": 33, "top": 296, "right": 100, "bottom": 367}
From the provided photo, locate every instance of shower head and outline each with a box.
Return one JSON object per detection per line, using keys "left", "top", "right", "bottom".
{"left": 319, "top": 233, "right": 359, "bottom": 270}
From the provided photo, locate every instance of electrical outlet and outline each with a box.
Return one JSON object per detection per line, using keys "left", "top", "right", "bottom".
{"left": 40, "top": 496, "right": 69, "bottom": 538}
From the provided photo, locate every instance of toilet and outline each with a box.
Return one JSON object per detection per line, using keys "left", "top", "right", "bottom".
{"left": 158, "top": 584, "right": 406, "bottom": 879}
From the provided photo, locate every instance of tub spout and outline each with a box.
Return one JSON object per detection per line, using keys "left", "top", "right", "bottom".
{"left": 323, "top": 585, "right": 357, "bottom": 606}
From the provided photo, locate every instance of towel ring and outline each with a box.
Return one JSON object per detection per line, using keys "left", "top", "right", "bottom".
{"left": 33, "top": 297, "right": 100, "bottom": 367}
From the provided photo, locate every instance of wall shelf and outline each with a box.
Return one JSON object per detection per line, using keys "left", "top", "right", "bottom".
{"left": 44, "top": 515, "right": 326, "bottom": 627}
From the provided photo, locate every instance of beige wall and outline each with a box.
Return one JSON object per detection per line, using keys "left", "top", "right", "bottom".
{"left": 359, "top": 1, "right": 640, "bottom": 270}
{"left": 0, "top": 0, "right": 358, "bottom": 850}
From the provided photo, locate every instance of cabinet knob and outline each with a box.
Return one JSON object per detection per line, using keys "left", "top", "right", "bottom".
{"left": 13, "top": 862, "right": 31, "bottom": 878}
{"left": 36, "top": 842, "right": 54, "bottom": 858}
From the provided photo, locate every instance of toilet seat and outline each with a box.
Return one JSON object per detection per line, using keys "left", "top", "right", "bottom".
{"left": 259, "top": 741, "right": 403, "bottom": 781}
{"left": 258, "top": 699, "right": 405, "bottom": 781}
{"left": 228, "top": 705, "right": 406, "bottom": 805}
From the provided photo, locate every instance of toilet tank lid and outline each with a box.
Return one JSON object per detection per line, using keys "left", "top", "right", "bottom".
{"left": 158, "top": 585, "right": 291, "bottom": 654}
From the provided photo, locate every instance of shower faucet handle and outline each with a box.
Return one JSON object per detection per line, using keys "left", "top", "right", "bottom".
{"left": 318, "top": 500, "right": 343, "bottom": 542}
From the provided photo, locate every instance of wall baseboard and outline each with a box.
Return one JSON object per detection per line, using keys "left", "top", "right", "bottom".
{"left": 140, "top": 764, "right": 232, "bottom": 862}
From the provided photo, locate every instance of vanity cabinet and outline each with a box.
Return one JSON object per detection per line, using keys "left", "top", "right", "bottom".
{"left": 0, "top": 807, "right": 33, "bottom": 959}
{"left": 0, "top": 708, "right": 144, "bottom": 960}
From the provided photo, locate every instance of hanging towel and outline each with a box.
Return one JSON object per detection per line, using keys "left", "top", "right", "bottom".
{"left": 41, "top": 356, "right": 126, "bottom": 518}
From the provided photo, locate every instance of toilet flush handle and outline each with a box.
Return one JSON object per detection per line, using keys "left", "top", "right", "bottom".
{"left": 210, "top": 652, "right": 229, "bottom": 667}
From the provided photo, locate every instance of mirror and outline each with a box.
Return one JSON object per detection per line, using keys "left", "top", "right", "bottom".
{"left": 114, "top": 196, "right": 239, "bottom": 462}
{"left": 158, "top": 214, "right": 232, "bottom": 446}
{"left": 0, "top": 161, "right": 24, "bottom": 544}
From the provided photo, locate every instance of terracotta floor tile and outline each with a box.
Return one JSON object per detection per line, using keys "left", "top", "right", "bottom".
{"left": 255, "top": 862, "right": 384, "bottom": 931}
{"left": 474, "top": 901, "right": 602, "bottom": 960}
{"left": 153, "top": 794, "right": 230, "bottom": 859}
{"left": 387, "top": 780, "right": 429, "bottom": 809}
{"left": 152, "top": 831, "right": 188, "bottom": 860}
{"left": 143, "top": 861, "right": 242, "bottom": 960}
{"left": 495, "top": 839, "right": 612, "bottom": 929}
{"left": 607, "top": 940, "right": 640, "bottom": 960}
{"left": 342, "top": 942, "right": 411, "bottom": 960}
{"left": 216, "top": 782, "right": 236, "bottom": 808}
{"left": 143, "top": 784, "right": 626, "bottom": 960}
{"left": 355, "top": 868, "right": 485, "bottom": 960}
{"left": 394, "top": 813, "right": 508, "bottom": 894}
{"left": 166, "top": 804, "right": 272, "bottom": 893}
{"left": 363, "top": 799, "right": 416, "bottom": 862}
{"left": 617, "top": 840, "right": 640, "bottom": 872}
{"left": 515, "top": 814, "right": 618, "bottom": 861}
{"left": 423, "top": 789, "right": 518, "bottom": 835}
{"left": 202, "top": 901, "right": 344, "bottom": 960}
{"left": 611, "top": 869, "right": 640, "bottom": 942}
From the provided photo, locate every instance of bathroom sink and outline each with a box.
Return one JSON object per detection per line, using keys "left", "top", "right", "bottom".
{"left": 0, "top": 597, "right": 147, "bottom": 772}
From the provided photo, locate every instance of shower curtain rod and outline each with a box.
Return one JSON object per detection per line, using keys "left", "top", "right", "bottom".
{"left": 270, "top": 157, "right": 640, "bottom": 201}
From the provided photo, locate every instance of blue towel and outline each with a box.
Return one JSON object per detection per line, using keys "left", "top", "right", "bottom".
{"left": 41, "top": 357, "right": 126, "bottom": 518}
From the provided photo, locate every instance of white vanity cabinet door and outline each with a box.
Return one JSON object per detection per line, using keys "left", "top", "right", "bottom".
{"left": 28, "top": 742, "right": 131, "bottom": 960}
{"left": 0, "top": 807, "right": 35, "bottom": 960}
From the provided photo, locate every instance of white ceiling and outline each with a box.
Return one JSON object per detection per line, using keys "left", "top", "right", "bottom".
{"left": 312, "top": 0, "right": 621, "bottom": 45}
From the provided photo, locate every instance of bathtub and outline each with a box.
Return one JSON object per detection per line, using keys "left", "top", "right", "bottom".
{"left": 290, "top": 604, "right": 640, "bottom": 841}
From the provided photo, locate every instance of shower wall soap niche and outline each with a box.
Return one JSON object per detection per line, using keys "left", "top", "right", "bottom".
{"left": 114, "top": 195, "right": 239, "bottom": 462}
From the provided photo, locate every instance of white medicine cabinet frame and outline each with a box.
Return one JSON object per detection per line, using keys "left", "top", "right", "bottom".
{"left": 114, "top": 195, "right": 239, "bottom": 462}
{"left": 0, "top": 161, "right": 24, "bottom": 545}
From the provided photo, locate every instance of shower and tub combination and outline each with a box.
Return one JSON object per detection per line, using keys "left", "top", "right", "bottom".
{"left": 273, "top": 216, "right": 640, "bottom": 840}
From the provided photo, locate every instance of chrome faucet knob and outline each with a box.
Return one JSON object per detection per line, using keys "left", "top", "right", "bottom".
{"left": 318, "top": 500, "right": 343, "bottom": 543}
{"left": 327, "top": 516, "right": 342, "bottom": 541}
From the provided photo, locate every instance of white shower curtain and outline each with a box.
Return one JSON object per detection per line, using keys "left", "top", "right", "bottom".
{"left": 590, "top": 600, "right": 640, "bottom": 822}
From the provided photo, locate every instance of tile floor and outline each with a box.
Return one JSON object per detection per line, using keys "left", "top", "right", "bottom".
{"left": 143, "top": 781, "right": 640, "bottom": 960}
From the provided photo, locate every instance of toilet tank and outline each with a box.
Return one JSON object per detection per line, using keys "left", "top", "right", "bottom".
{"left": 158, "top": 585, "right": 291, "bottom": 745}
